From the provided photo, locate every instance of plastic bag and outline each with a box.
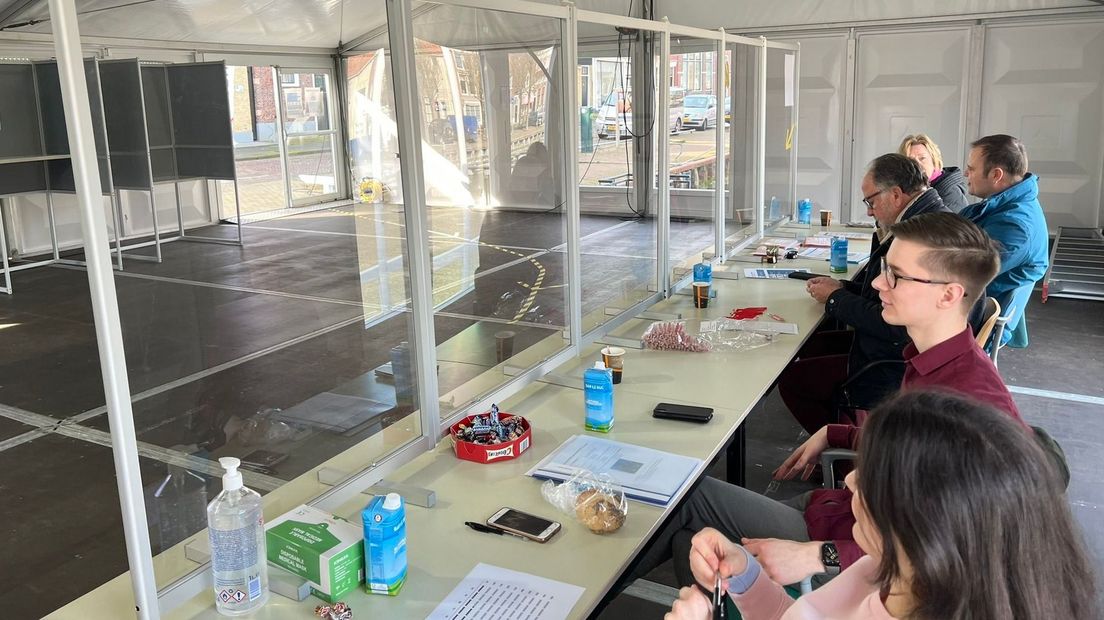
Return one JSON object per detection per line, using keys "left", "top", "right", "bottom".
{"left": 696, "top": 322, "right": 775, "bottom": 352}
{"left": 540, "top": 470, "right": 628, "bottom": 534}
{"left": 641, "top": 321, "right": 711, "bottom": 352}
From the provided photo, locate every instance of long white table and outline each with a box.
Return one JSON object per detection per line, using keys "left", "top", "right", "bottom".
{"left": 51, "top": 250, "right": 861, "bottom": 619}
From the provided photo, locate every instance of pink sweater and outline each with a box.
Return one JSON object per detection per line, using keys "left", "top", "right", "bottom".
{"left": 731, "top": 556, "right": 895, "bottom": 619}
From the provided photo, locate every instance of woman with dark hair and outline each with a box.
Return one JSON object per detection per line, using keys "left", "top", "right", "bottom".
{"left": 665, "top": 390, "right": 1096, "bottom": 620}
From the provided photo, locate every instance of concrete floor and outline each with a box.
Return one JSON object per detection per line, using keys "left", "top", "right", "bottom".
{"left": 1, "top": 207, "right": 1100, "bottom": 618}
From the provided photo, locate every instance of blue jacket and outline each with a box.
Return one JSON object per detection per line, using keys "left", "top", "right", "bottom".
{"left": 960, "top": 174, "right": 1049, "bottom": 342}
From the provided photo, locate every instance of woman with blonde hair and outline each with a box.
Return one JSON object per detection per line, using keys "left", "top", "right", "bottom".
{"left": 898, "top": 134, "right": 968, "bottom": 211}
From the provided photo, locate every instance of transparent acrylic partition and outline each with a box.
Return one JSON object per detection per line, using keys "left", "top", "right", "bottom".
{"left": 409, "top": 2, "right": 572, "bottom": 421}
{"left": 724, "top": 40, "right": 761, "bottom": 254}
{"left": 577, "top": 23, "right": 661, "bottom": 334}
{"left": 667, "top": 36, "right": 720, "bottom": 284}
{"left": 63, "top": 18, "right": 428, "bottom": 592}
{"left": 764, "top": 45, "right": 797, "bottom": 232}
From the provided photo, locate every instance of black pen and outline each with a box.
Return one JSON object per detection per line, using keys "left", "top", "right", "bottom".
{"left": 464, "top": 521, "right": 503, "bottom": 535}
{"left": 464, "top": 521, "right": 528, "bottom": 540}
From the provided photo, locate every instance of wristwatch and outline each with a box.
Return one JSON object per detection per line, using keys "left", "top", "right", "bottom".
{"left": 820, "top": 542, "right": 841, "bottom": 575}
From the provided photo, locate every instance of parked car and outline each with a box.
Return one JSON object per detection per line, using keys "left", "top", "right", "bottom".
{"left": 681, "top": 93, "right": 716, "bottom": 131}
{"left": 596, "top": 89, "right": 686, "bottom": 138}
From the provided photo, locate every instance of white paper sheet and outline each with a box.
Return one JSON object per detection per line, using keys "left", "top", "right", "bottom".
{"left": 427, "top": 563, "right": 585, "bottom": 620}
{"left": 526, "top": 435, "right": 702, "bottom": 506}
{"left": 784, "top": 54, "right": 795, "bottom": 107}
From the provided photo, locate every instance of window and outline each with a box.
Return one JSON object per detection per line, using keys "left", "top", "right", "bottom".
{"left": 280, "top": 72, "right": 299, "bottom": 86}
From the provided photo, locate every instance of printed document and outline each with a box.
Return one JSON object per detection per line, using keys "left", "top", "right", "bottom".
{"left": 527, "top": 435, "right": 702, "bottom": 506}
{"left": 743, "top": 268, "right": 810, "bottom": 279}
{"left": 427, "top": 563, "right": 584, "bottom": 620}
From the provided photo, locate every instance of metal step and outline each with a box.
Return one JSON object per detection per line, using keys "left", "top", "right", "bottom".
{"left": 1043, "top": 226, "right": 1104, "bottom": 302}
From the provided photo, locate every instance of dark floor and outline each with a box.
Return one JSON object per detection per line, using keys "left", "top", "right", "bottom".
{"left": 2, "top": 207, "right": 1100, "bottom": 618}
{"left": 0, "top": 205, "right": 717, "bottom": 618}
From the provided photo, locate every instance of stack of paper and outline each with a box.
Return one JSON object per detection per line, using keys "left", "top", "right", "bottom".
{"left": 743, "top": 268, "right": 810, "bottom": 279}
{"left": 527, "top": 435, "right": 702, "bottom": 506}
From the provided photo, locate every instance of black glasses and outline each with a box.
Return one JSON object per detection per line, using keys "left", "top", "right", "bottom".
{"left": 862, "top": 189, "right": 885, "bottom": 208}
{"left": 880, "top": 256, "right": 961, "bottom": 293}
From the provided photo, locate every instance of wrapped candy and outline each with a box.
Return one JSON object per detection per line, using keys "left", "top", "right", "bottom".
{"left": 641, "top": 321, "right": 711, "bottom": 352}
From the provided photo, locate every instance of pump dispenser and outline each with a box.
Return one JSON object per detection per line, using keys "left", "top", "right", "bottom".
{"left": 221, "top": 457, "right": 243, "bottom": 491}
{"left": 208, "top": 457, "right": 269, "bottom": 615}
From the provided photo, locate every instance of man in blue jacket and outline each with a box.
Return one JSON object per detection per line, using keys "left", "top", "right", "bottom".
{"left": 960, "top": 134, "right": 1048, "bottom": 346}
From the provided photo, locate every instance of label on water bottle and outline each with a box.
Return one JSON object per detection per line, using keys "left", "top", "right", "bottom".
{"left": 830, "top": 237, "right": 849, "bottom": 273}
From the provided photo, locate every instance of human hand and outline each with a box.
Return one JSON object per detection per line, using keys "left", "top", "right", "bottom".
{"left": 688, "top": 527, "right": 749, "bottom": 590}
{"left": 806, "top": 277, "right": 842, "bottom": 303}
{"left": 663, "top": 586, "right": 711, "bottom": 620}
{"left": 773, "top": 426, "right": 829, "bottom": 480}
{"left": 742, "top": 538, "right": 824, "bottom": 585}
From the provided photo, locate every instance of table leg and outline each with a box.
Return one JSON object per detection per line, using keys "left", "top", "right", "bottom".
{"left": 727, "top": 423, "right": 746, "bottom": 487}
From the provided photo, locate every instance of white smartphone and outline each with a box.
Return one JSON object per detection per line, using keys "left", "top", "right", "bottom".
{"left": 486, "top": 507, "right": 562, "bottom": 543}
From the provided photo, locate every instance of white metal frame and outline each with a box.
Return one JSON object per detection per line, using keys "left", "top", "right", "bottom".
{"left": 36, "top": 0, "right": 796, "bottom": 614}
{"left": 45, "top": 0, "right": 160, "bottom": 617}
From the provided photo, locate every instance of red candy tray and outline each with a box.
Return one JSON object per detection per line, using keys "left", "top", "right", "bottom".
{"left": 449, "top": 412, "right": 532, "bottom": 464}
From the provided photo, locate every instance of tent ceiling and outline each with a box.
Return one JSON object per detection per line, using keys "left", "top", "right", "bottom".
{"left": 1, "top": 0, "right": 1099, "bottom": 52}
{"left": 0, "top": 0, "right": 640, "bottom": 50}
{"left": 656, "top": 0, "right": 1102, "bottom": 31}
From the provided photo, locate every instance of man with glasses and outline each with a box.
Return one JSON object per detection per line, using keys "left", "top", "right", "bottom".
{"left": 778, "top": 154, "right": 950, "bottom": 436}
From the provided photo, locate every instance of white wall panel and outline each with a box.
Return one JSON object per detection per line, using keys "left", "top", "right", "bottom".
{"left": 778, "top": 34, "right": 846, "bottom": 218}
{"left": 852, "top": 28, "right": 970, "bottom": 221}
{"left": 981, "top": 22, "right": 1104, "bottom": 229}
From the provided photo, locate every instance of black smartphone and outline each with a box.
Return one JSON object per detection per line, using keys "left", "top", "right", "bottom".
{"left": 486, "top": 507, "right": 561, "bottom": 543}
{"left": 786, "top": 271, "right": 819, "bottom": 281}
{"left": 653, "top": 402, "right": 714, "bottom": 423}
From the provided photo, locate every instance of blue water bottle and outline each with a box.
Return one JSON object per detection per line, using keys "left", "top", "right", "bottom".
{"left": 693, "top": 261, "right": 712, "bottom": 284}
{"left": 363, "top": 493, "right": 408, "bottom": 596}
{"left": 584, "top": 361, "right": 615, "bottom": 432}
{"left": 830, "top": 236, "right": 849, "bottom": 273}
{"left": 797, "top": 198, "right": 812, "bottom": 225}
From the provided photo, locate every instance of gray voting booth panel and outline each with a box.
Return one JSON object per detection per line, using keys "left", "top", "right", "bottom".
{"left": 140, "top": 64, "right": 177, "bottom": 182}
{"left": 33, "top": 59, "right": 114, "bottom": 194}
{"left": 167, "top": 62, "right": 235, "bottom": 181}
{"left": 99, "top": 59, "right": 154, "bottom": 191}
{"left": 0, "top": 64, "right": 45, "bottom": 161}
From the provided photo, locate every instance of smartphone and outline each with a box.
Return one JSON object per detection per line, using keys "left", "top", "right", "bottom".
{"left": 786, "top": 271, "right": 819, "bottom": 281}
{"left": 653, "top": 402, "right": 714, "bottom": 423}
{"left": 486, "top": 507, "right": 561, "bottom": 543}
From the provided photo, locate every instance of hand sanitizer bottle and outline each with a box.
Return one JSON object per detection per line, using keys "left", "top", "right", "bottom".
{"left": 207, "top": 457, "right": 269, "bottom": 616}
{"left": 584, "top": 361, "right": 615, "bottom": 432}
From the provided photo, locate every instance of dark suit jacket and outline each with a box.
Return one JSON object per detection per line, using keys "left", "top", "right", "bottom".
{"left": 823, "top": 188, "right": 951, "bottom": 407}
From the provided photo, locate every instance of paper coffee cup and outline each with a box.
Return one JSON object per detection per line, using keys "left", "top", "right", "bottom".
{"left": 601, "top": 346, "right": 626, "bottom": 384}
{"left": 693, "top": 281, "right": 710, "bottom": 309}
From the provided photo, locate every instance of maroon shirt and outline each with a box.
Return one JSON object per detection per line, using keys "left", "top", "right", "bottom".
{"left": 805, "top": 325, "right": 1028, "bottom": 569}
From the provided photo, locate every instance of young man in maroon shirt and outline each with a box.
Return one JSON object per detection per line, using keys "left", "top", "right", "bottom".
{"left": 627, "top": 213, "right": 1024, "bottom": 591}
